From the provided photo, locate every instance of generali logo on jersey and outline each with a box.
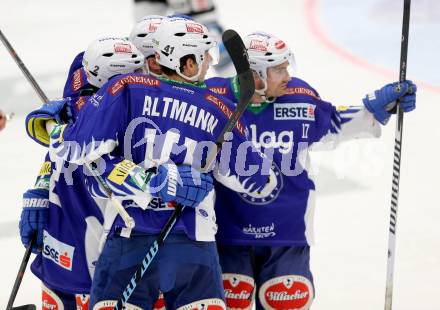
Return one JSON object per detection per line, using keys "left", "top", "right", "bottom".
{"left": 42, "top": 230, "right": 75, "bottom": 271}
{"left": 259, "top": 275, "right": 314, "bottom": 310}
{"left": 114, "top": 43, "right": 133, "bottom": 53}
{"left": 186, "top": 22, "right": 204, "bottom": 33}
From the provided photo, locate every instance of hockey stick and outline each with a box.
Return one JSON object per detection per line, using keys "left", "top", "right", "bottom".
{"left": 384, "top": 1, "right": 411, "bottom": 309}
{"left": 0, "top": 29, "right": 135, "bottom": 230}
{"left": 0, "top": 30, "right": 48, "bottom": 103}
{"left": 114, "top": 29, "right": 255, "bottom": 310}
{"left": 6, "top": 235, "right": 37, "bottom": 310}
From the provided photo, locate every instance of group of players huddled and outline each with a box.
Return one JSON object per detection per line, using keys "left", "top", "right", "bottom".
{"left": 20, "top": 0, "right": 417, "bottom": 309}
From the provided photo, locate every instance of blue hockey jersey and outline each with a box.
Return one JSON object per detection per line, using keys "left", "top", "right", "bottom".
{"left": 206, "top": 76, "right": 381, "bottom": 246}
{"left": 48, "top": 73, "right": 272, "bottom": 243}
{"left": 30, "top": 56, "right": 105, "bottom": 293}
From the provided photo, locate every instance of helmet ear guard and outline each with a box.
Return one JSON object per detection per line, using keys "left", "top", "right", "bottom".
{"left": 82, "top": 37, "right": 145, "bottom": 88}
{"left": 152, "top": 17, "right": 218, "bottom": 81}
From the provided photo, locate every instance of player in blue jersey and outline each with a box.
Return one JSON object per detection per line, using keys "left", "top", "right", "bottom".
{"left": 26, "top": 18, "right": 276, "bottom": 309}
{"left": 205, "top": 32, "right": 417, "bottom": 310}
{"left": 21, "top": 37, "right": 147, "bottom": 310}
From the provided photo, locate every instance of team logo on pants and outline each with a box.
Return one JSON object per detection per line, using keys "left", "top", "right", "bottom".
{"left": 259, "top": 275, "right": 314, "bottom": 310}
{"left": 42, "top": 284, "right": 64, "bottom": 310}
{"left": 153, "top": 292, "right": 166, "bottom": 310}
{"left": 177, "top": 298, "right": 226, "bottom": 310}
{"left": 75, "top": 294, "right": 90, "bottom": 310}
{"left": 222, "top": 273, "right": 255, "bottom": 309}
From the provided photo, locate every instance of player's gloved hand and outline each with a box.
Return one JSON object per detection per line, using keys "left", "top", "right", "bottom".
{"left": 363, "top": 80, "right": 417, "bottom": 125}
{"left": 19, "top": 189, "right": 49, "bottom": 254}
{"left": 25, "top": 98, "right": 74, "bottom": 147}
{"left": 149, "top": 163, "right": 213, "bottom": 208}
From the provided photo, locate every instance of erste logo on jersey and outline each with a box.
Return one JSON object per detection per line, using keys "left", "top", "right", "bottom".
{"left": 274, "top": 103, "right": 316, "bottom": 121}
{"left": 259, "top": 275, "right": 314, "bottom": 310}
{"left": 238, "top": 162, "right": 283, "bottom": 206}
{"left": 42, "top": 230, "right": 75, "bottom": 271}
{"left": 223, "top": 273, "right": 255, "bottom": 309}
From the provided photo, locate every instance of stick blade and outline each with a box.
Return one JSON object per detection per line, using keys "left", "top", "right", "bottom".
{"left": 12, "top": 304, "right": 36, "bottom": 310}
{"left": 221, "top": 29, "right": 255, "bottom": 104}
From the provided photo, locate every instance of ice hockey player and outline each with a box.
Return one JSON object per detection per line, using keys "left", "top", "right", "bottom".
{"left": 130, "top": 15, "right": 165, "bottom": 77}
{"left": 205, "top": 32, "right": 417, "bottom": 309}
{"left": 25, "top": 18, "right": 276, "bottom": 309}
{"left": 133, "top": 0, "right": 230, "bottom": 68}
{"left": 21, "top": 37, "right": 148, "bottom": 310}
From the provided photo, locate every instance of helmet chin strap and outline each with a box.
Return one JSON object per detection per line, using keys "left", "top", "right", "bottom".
{"left": 176, "top": 65, "right": 202, "bottom": 82}
{"left": 254, "top": 78, "right": 276, "bottom": 103}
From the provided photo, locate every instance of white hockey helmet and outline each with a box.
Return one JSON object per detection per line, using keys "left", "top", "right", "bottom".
{"left": 244, "top": 32, "right": 296, "bottom": 81}
{"left": 129, "top": 15, "right": 164, "bottom": 59}
{"left": 152, "top": 17, "right": 219, "bottom": 81}
{"left": 82, "top": 37, "right": 145, "bottom": 88}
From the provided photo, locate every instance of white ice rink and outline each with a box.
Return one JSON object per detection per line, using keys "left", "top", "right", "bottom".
{"left": 1, "top": 0, "right": 439, "bottom": 309}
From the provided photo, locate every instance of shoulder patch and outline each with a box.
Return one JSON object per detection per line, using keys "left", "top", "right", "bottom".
{"left": 109, "top": 75, "right": 160, "bottom": 96}
{"left": 205, "top": 94, "right": 245, "bottom": 135}
{"left": 72, "top": 68, "right": 84, "bottom": 92}
{"left": 209, "top": 87, "right": 228, "bottom": 95}
{"left": 285, "top": 87, "right": 320, "bottom": 100}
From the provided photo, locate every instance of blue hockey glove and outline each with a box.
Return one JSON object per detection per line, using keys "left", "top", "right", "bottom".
{"left": 363, "top": 80, "right": 417, "bottom": 125}
{"left": 19, "top": 189, "right": 49, "bottom": 254}
{"left": 149, "top": 164, "right": 213, "bottom": 208}
{"left": 25, "top": 98, "right": 73, "bottom": 147}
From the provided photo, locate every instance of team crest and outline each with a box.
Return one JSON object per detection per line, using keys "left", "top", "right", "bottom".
{"left": 237, "top": 162, "right": 283, "bottom": 205}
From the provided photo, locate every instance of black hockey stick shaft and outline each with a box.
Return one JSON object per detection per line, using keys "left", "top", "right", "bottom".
{"left": 0, "top": 30, "right": 49, "bottom": 103}
{"left": 6, "top": 235, "right": 36, "bottom": 310}
{"left": 384, "top": 1, "right": 411, "bottom": 309}
{"left": 114, "top": 29, "right": 255, "bottom": 310}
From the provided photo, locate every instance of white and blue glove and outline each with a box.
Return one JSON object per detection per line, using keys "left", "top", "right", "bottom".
{"left": 19, "top": 189, "right": 49, "bottom": 253}
{"left": 25, "top": 98, "right": 74, "bottom": 147}
{"left": 149, "top": 164, "right": 213, "bottom": 208}
{"left": 363, "top": 80, "right": 417, "bottom": 125}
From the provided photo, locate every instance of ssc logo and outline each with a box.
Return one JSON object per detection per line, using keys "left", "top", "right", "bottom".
{"left": 237, "top": 162, "right": 283, "bottom": 205}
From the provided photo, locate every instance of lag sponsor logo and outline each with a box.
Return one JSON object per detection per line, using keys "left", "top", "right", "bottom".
{"left": 274, "top": 103, "right": 316, "bottom": 121}
{"left": 259, "top": 275, "right": 314, "bottom": 310}
{"left": 42, "top": 230, "right": 75, "bottom": 271}
{"left": 223, "top": 273, "right": 254, "bottom": 309}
